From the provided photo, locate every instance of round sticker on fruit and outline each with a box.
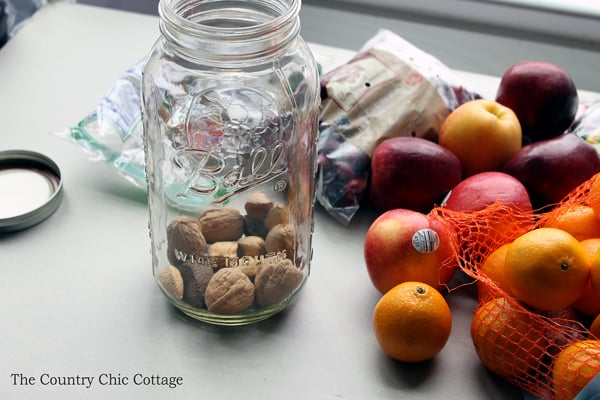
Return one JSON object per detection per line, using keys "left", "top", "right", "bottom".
{"left": 412, "top": 229, "right": 440, "bottom": 253}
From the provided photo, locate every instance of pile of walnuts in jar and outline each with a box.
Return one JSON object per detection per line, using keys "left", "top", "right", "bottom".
{"left": 157, "top": 192, "right": 305, "bottom": 315}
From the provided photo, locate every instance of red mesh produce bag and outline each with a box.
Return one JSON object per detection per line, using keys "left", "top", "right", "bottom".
{"left": 431, "top": 172, "right": 600, "bottom": 399}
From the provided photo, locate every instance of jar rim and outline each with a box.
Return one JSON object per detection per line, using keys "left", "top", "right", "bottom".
{"left": 159, "top": 0, "right": 300, "bottom": 40}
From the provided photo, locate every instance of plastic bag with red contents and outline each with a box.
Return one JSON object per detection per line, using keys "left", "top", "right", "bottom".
{"left": 316, "top": 29, "right": 481, "bottom": 224}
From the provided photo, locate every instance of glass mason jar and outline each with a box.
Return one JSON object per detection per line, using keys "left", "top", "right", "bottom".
{"left": 141, "top": 0, "right": 320, "bottom": 325}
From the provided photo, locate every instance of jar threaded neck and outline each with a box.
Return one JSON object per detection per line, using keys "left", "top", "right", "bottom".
{"left": 158, "top": 0, "right": 301, "bottom": 61}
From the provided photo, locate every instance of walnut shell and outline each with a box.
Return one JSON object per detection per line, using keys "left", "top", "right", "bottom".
{"left": 266, "top": 204, "right": 290, "bottom": 230}
{"left": 265, "top": 224, "right": 295, "bottom": 260}
{"left": 255, "top": 259, "right": 304, "bottom": 307}
{"left": 157, "top": 265, "right": 184, "bottom": 301}
{"left": 208, "top": 241, "right": 238, "bottom": 268}
{"left": 204, "top": 268, "right": 255, "bottom": 315}
{"left": 237, "top": 236, "right": 266, "bottom": 257}
{"left": 244, "top": 215, "right": 269, "bottom": 239}
{"left": 167, "top": 216, "right": 207, "bottom": 266}
{"left": 244, "top": 192, "right": 274, "bottom": 220}
{"left": 199, "top": 208, "right": 244, "bottom": 243}
{"left": 178, "top": 261, "right": 214, "bottom": 309}
{"left": 238, "top": 257, "right": 261, "bottom": 281}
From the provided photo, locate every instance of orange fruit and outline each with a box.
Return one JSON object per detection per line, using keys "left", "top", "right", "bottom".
{"left": 438, "top": 99, "right": 522, "bottom": 178}
{"left": 504, "top": 227, "right": 591, "bottom": 311}
{"left": 478, "top": 243, "right": 514, "bottom": 301}
{"left": 574, "top": 281, "right": 600, "bottom": 318}
{"left": 590, "top": 314, "right": 600, "bottom": 339}
{"left": 545, "top": 205, "right": 600, "bottom": 241}
{"left": 572, "top": 238, "right": 600, "bottom": 317}
{"left": 553, "top": 340, "right": 600, "bottom": 400}
{"left": 372, "top": 281, "right": 452, "bottom": 362}
{"left": 471, "top": 297, "right": 548, "bottom": 380}
{"left": 592, "top": 248, "right": 600, "bottom": 300}
{"left": 591, "top": 174, "right": 600, "bottom": 219}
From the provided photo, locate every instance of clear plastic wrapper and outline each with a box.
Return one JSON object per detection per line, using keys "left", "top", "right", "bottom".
{"left": 570, "top": 99, "right": 600, "bottom": 154}
{"left": 316, "top": 119, "right": 371, "bottom": 224}
{"left": 316, "top": 30, "right": 481, "bottom": 224}
{"left": 56, "top": 60, "right": 147, "bottom": 188}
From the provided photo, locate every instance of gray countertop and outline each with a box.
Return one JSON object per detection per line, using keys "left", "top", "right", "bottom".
{"left": 1, "top": 2, "right": 595, "bottom": 399}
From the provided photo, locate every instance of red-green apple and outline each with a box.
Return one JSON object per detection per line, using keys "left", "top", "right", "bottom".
{"left": 364, "top": 208, "right": 458, "bottom": 294}
{"left": 502, "top": 133, "right": 600, "bottom": 209}
{"left": 442, "top": 171, "right": 535, "bottom": 246}
{"left": 438, "top": 99, "right": 522, "bottom": 178}
{"left": 369, "top": 137, "right": 462, "bottom": 213}
{"left": 443, "top": 171, "right": 532, "bottom": 213}
{"left": 496, "top": 61, "right": 578, "bottom": 143}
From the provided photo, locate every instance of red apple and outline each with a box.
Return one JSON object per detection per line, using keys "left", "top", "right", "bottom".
{"left": 369, "top": 137, "right": 462, "bottom": 213}
{"left": 442, "top": 171, "right": 535, "bottom": 247}
{"left": 496, "top": 61, "right": 578, "bottom": 143}
{"left": 443, "top": 171, "right": 532, "bottom": 213}
{"left": 502, "top": 133, "right": 600, "bottom": 209}
{"left": 364, "top": 208, "right": 458, "bottom": 294}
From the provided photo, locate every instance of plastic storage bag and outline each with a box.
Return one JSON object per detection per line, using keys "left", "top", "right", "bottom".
{"left": 57, "top": 60, "right": 147, "bottom": 188}
{"left": 316, "top": 30, "right": 481, "bottom": 224}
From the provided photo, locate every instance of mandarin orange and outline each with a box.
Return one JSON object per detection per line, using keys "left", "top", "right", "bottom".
{"left": 471, "top": 297, "right": 548, "bottom": 380}
{"left": 591, "top": 314, "right": 600, "bottom": 340}
{"left": 504, "top": 228, "right": 591, "bottom": 311}
{"left": 573, "top": 238, "right": 600, "bottom": 317}
{"left": 592, "top": 247, "right": 600, "bottom": 302}
{"left": 553, "top": 340, "right": 600, "bottom": 400}
{"left": 590, "top": 173, "right": 600, "bottom": 219}
{"left": 478, "top": 243, "right": 514, "bottom": 301}
{"left": 372, "top": 281, "right": 452, "bottom": 362}
{"left": 545, "top": 205, "right": 600, "bottom": 241}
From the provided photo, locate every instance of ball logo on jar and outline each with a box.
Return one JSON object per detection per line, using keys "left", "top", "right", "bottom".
{"left": 172, "top": 147, "right": 224, "bottom": 196}
{"left": 221, "top": 141, "right": 287, "bottom": 189}
{"left": 173, "top": 85, "right": 290, "bottom": 200}
{"left": 411, "top": 228, "right": 440, "bottom": 253}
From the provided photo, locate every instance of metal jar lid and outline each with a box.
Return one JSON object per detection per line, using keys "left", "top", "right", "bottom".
{"left": 0, "top": 150, "right": 64, "bottom": 233}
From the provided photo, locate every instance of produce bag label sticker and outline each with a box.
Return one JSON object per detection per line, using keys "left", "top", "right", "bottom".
{"left": 412, "top": 229, "right": 440, "bottom": 253}
{"left": 319, "top": 48, "right": 448, "bottom": 157}
{"left": 322, "top": 54, "right": 397, "bottom": 111}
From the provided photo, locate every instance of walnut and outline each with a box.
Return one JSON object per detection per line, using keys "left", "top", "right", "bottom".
{"left": 157, "top": 265, "right": 184, "bottom": 301}
{"left": 166, "top": 216, "right": 207, "bottom": 266}
{"left": 204, "top": 268, "right": 255, "bottom": 315}
{"left": 238, "top": 254, "right": 282, "bottom": 281}
{"left": 266, "top": 204, "right": 290, "bottom": 230}
{"left": 244, "top": 192, "right": 274, "bottom": 219}
{"left": 238, "top": 258, "right": 261, "bottom": 281}
{"left": 244, "top": 215, "right": 269, "bottom": 239}
{"left": 199, "top": 208, "right": 244, "bottom": 243}
{"left": 254, "top": 259, "right": 304, "bottom": 307}
{"left": 237, "top": 236, "right": 265, "bottom": 257}
{"left": 177, "top": 261, "right": 214, "bottom": 309}
{"left": 208, "top": 241, "right": 238, "bottom": 268}
{"left": 265, "top": 224, "right": 295, "bottom": 260}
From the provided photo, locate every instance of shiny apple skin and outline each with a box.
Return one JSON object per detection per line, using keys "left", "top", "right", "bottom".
{"left": 496, "top": 61, "right": 578, "bottom": 143}
{"left": 502, "top": 134, "right": 600, "bottom": 209}
{"left": 370, "top": 137, "right": 462, "bottom": 213}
